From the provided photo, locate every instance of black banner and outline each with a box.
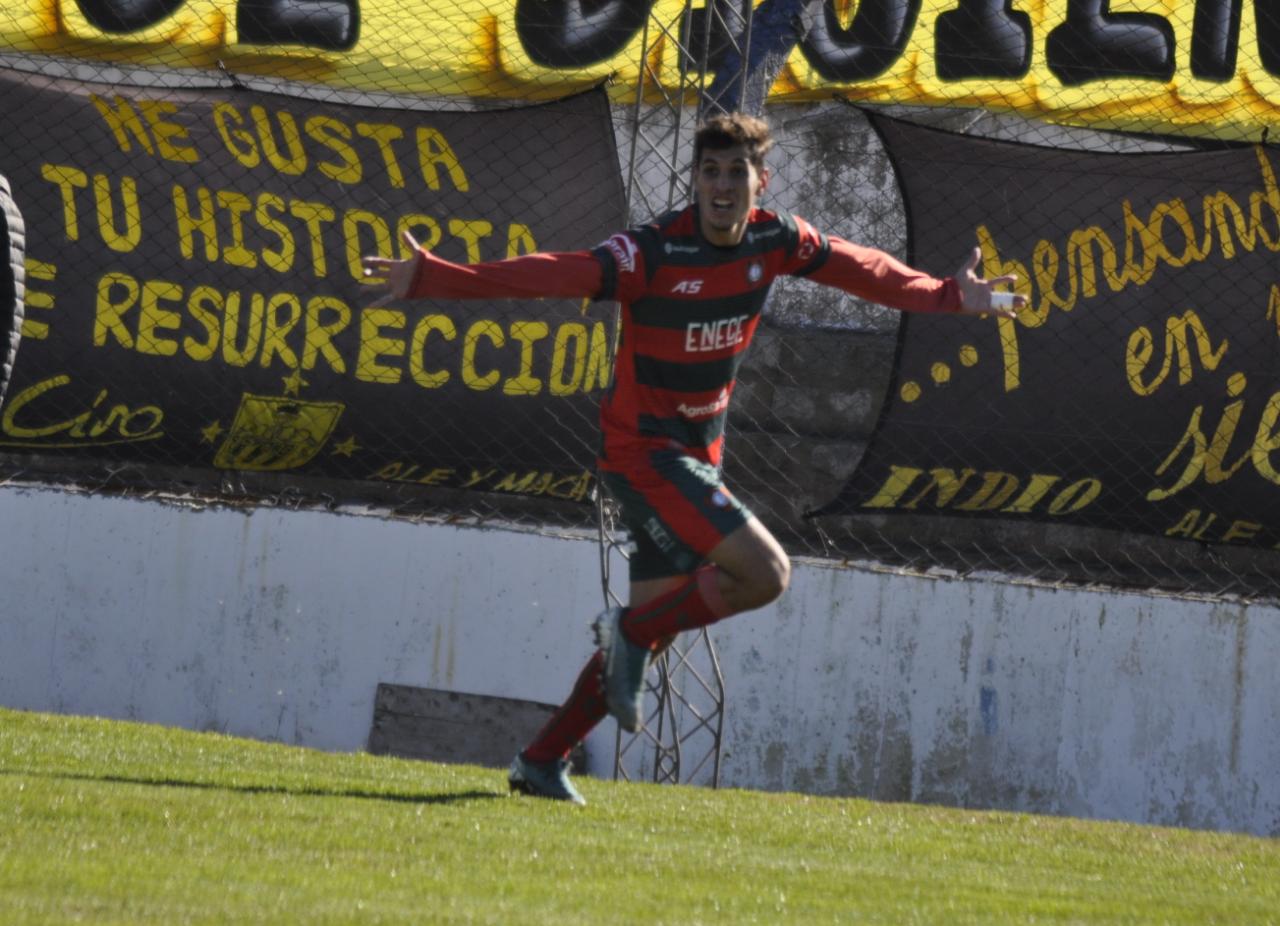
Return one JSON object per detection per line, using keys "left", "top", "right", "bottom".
{"left": 816, "top": 115, "right": 1280, "bottom": 551}
{"left": 0, "top": 72, "right": 625, "bottom": 505}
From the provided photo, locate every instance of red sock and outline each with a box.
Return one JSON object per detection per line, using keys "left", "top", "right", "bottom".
{"left": 620, "top": 566, "right": 734, "bottom": 650}
{"left": 521, "top": 650, "right": 606, "bottom": 763}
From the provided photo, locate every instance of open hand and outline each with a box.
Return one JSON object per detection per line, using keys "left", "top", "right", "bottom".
{"left": 954, "top": 246, "right": 1026, "bottom": 319}
{"left": 360, "top": 230, "right": 422, "bottom": 307}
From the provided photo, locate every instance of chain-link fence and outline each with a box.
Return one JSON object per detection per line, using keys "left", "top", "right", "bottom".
{"left": 0, "top": 1, "right": 1277, "bottom": 605}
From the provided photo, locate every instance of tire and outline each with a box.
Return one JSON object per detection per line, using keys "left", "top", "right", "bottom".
{"left": 0, "top": 172, "right": 25, "bottom": 409}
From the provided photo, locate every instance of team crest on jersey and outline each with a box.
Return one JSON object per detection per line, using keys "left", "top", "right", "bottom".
{"left": 746, "top": 260, "right": 764, "bottom": 284}
{"left": 710, "top": 487, "right": 734, "bottom": 509}
{"left": 600, "top": 233, "right": 638, "bottom": 273}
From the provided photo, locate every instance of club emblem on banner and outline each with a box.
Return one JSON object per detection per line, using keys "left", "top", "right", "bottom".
{"left": 213, "top": 394, "right": 345, "bottom": 471}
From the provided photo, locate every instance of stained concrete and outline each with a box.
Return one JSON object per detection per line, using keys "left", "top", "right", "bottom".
{"left": 1, "top": 485, "right": 1276, "bottom": 836}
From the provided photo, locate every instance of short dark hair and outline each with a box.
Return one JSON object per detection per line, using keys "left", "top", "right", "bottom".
{"left": 693, "top": 113, "right": 773, "bottom": 170}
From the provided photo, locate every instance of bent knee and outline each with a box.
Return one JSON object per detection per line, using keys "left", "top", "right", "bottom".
{"left": 747, "top": 553, "right": 790, "bottom": 608}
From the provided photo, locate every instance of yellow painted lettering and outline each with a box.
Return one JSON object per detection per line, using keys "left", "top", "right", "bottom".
{"left": 398, "top": 214, "right": 442, "bottom": 253}
{"left": 136, "top": 279, "right": 183, "bottom": 356}
{"left": 583, "top": 321, "right": 613, "bottom": 391}
{"left": 1066, "top": 225, "right": 1119, "bottom": 301}
{"left": 69, "top": 390, "right": 107, "bottom": 439}
{"left": 1031, "top": 238, "right": 1073, "bottom": 316}
{"left": 461, "top": 319, "right": 504, "bottom": 390}
{"left": 290, "top": 200, "right": 336, "bottom": 278}
{"left": 977, "top": 225, "right": 1026, "bottom": 392}
{"left": 20, "top": 259, "right": 55, "bottom": 340}
{"left": 94, "top": 271, "right": 137, "bottom": 349}
{"left": 222, "top": 292, "right": 265, "bottom": 367}
{"left": 256, "top": 193, "right": 295, "bottom": 272}
{"left": 344, "top": 209, "right": 391, "bottom": 282}
{"left": 416, "top": 127, "right": 469, "bottom": 191}
{"left": 1126, "top": 309, "right": 1228, "bottom": 396}
{"left": 1250, "top": 391, "right": 1280, "bottom": 484}
{"left": 506, "top": 223, "right": 537, "bottom": 258}
{"left": 462, "top": 469, "right": 496, "bottom": 488}
{"left": 251, "top": 105, "right": 306, "bottom": 176}
{"left": 1222, "top": 519, "right": 1262, "bottom": 542}
{"left": 212, "top": 102, "right": 260, "bottom": 169}
{"left": 1204, "top": 397, "right": 1250, "bottom": 483}
{"left": 493, "top": 471, "right": 540, "bottom": 494}
{"left": 1148, "top": 406, "right": 1207, "bottom": 501}
{"left": 372, "top": 462, "right": 404, "bottom": 481}
{"left": 906, "top": 468, "right": 976, "bottom": 509}
{"left": 1148, "top": 198, "right": 1204, "bottom": 268}
{"left": 172, "top": 184, "right": 219, "bottom": 261}
{"left": 448, "top": 219, "right": 493, "bottom": 264}
{"left": 1001, "top": 473, "right": 1061, "bottom": 513}
{"left": 306, "top": 115, "right": 361, "bottom": 184}
{"left": 302, "top": 295, "right": 350, "bottom": 374}
{"left": 215, "top": 189, "right": 258, "bottom": 268}
{"left": 40, "top": 164, "right": 87, "bottom": 241}
{"left": 954, "top": 471, "right": 1021, "bottom": 510}
{"left": 504, "top": 321, "right": 549, "bottom": 396}
{"left": 1164, "top": 508, "right": 1202, "bottom": 538}
{"left": 1167, "top": 310, "right": 1228, "bottom": 385}
{"left": 2, "top": 374, "right": 73, "bottom": 438}
{"left": 546, "top": 471, "right": 592, "bottom": 501}
{"left": 1046, "top": 478, "right": 1102, "bottom": 514}
{"left": 1247, "top": 147, "right": 1280, "bottom": 252}
{"left": 1193, "top": 512, "right": 1218, "bottom": 539}
{"left": 409, "top": 313, "right": 456, "bottom": 388}
{"left": 89, "top": 94, "right": 155, "bottom": 155}
{"left": 859, "top": 464, "right": 923, "bottom": 509}
{"left": 1125, "top": 325, "right": 1163, "bottom": 396}
{"left": 417, "top": 467, "right": 454, "bottom": 486}
{"left": 259, "top": 292, "right": 302, "bottom": 369}
{"left": 92, "top": 175, "right": 142, "bottom": 253}
{"left": 357, "top": 308, "right": 406, "bottom": 383}
{"left": 138, "top": 100, "right": 198, "bottom": 163}
{"left": 357, "top": 122, "right": 407, "bottom": 188}
{"left": 184, "top": 285, "right": 222, "bottom": 362}
{"left": 550, "top": 322, "right": 588, "bottom": 396}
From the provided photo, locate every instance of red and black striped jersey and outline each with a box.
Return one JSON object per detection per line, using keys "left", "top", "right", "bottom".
{"left": 405, "top": 203, "right": 963, "bottom": 471}
{"left": 590, "top": 205, "right": 830, "bottom": 469}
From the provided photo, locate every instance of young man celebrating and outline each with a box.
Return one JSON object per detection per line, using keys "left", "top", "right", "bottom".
{"left": 362, "top": 114, "right": 1025, "bottom": 805}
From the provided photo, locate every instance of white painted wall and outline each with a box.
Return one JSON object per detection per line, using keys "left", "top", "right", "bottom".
{"left": 1, "top": 485, "right": 1276, "bottom": 837}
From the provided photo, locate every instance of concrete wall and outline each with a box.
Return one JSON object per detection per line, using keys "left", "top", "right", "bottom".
{"left": 1, "top": 484, "right": 1276, "bottom": 836}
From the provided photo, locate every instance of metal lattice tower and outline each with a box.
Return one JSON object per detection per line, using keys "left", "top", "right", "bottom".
{"left": 598, "top": 1, "right": 760, "bottom": 788}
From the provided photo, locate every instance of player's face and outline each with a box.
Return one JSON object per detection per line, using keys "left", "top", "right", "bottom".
{"left": 694, "top": 144, "right": 769, "bottom": 246}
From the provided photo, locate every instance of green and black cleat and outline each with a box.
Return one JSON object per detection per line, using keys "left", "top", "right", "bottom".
{"left": 593, "top": 606, "right": 650, "bottom": 733}
{"left": 508, "top": 753, "right": 585, "bottom": 806}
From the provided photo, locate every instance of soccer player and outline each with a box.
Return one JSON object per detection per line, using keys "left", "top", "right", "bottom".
{"left": 361, "top": 113, "right": 1025, "bottom": 805}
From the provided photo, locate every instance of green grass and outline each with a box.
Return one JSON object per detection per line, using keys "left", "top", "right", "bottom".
{"left": 0, "top": 708, "right": 1275, "bottom": 925}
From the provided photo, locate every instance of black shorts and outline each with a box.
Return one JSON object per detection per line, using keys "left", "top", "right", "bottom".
{"left": 599, "top": 448, "right": 752, "bottom": 582}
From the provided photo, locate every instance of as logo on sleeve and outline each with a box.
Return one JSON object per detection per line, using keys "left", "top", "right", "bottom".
{"left": 601, "top": 233, "right": 639, "bottom": 273}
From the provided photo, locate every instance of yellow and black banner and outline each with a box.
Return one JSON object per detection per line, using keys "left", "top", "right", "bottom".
{"left": 0, "top": 71, "right": 624, "bottom": 503}
{"left": 815, "top": 114, "right": 1280, "bottom": 551}
{"left": 3, "top": 2, "right": 1280, "bottom": 138}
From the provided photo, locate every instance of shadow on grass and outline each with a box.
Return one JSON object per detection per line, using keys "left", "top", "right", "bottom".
{"left": 2, "top": 768, "right": 505, "bottom": 805}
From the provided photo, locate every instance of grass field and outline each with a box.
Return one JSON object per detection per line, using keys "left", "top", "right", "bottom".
{"left": 0, "top": 707, "right": 1276, "bottom": 925}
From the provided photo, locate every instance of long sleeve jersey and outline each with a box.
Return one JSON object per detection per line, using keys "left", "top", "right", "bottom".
{"left": 408, "top": 205, "right": 962, "bottom": 469}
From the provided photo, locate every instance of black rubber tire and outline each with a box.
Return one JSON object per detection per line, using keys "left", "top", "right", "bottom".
{"left": 0, "top": 173, "right": 26, "bottom": 409}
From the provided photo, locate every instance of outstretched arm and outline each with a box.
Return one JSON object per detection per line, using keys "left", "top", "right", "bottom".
{"left": 361, "top": 230, "right": 604, "bottom": 305}
{"left": 806, "top": 238, "right": 1025, "bottom": 319}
